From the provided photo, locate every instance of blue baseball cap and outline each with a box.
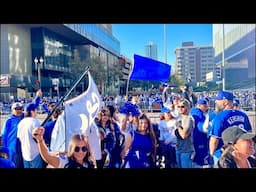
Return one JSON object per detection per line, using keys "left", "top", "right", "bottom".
{"left": 161, "top": 107, "right": 171, "bottom": 113}
{"left": 214, "top": 91, "right": 234, "bottom": 101}
{"left": 196, "top": 99, "right": 208, "bottom": 105}
{"left": 25, "top": 103, "right": 37, "bottom": 113}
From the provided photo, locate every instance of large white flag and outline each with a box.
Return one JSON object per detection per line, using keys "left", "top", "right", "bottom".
{"left": 50, "top": 71, "right": 102, "bottom": 152}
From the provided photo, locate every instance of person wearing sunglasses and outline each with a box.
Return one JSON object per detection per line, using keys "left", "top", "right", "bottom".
{"left": 32, "top": 127, "right": 95, "bottom": 168}
{"left": 175, "top": 99, "right": 195, "bottom": 168}
{"left": 1, "top": 89, "right": 42, "bottom": 167}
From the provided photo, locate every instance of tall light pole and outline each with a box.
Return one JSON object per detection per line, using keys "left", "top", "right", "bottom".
{"left": 222, "top": 24, "right": 226, "bottom": 90}
{"left": 34, "top": 56, "right": 44, "bottom": 89}
{"left": 164, "top": 24, "right": 167, "bottom": 63}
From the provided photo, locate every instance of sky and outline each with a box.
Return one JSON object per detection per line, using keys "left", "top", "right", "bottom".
{"left": 112, "top": 24, "right": 213, "bottom": 69}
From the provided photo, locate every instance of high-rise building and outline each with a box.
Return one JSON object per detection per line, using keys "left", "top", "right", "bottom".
{"left": 213, "top": 24, "right": 255, "bottom": 88}
{"left": 0, "top": 24, "right": 121, "bottom": 100}
{"left": 174, "top": 42, "right": 215, "bottom": 85}
{"left": 145, "top": 41, "right": 158, "bottom": 60}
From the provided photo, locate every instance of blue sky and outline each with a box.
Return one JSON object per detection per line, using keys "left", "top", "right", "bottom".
{"left": 112, "top": 24, "right": 213, "bottom": 68}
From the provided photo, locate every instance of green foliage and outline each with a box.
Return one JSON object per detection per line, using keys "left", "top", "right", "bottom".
{"left": 68, "top": 55, "right": 123, "bottom": 95}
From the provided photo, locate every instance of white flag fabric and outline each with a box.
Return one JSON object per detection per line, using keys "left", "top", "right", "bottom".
{"left": 50, "top": 71, "right": 103, "bottom": 152}
{"left": 84, "top": 121, "right": 102, "bottom": 160}
{"left": 50, "top": 112, "right": 66, "bottom": 152}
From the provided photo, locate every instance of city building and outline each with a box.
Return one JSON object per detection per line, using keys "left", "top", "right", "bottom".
{"left": 213, "top": 24, "right": 256, "bottom": 89}
{"left": 174, "top": 42, "right": 215, "bottom": 86}
{"left": 0, "top": 24, "right": 122, "bottom": 100}
{"left": 145, "top": 41, "right": 158, "bottom": 60}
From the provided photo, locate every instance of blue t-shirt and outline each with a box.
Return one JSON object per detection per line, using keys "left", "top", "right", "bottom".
{"left": 126, "top": 131, "right": 154, "bottom": 168}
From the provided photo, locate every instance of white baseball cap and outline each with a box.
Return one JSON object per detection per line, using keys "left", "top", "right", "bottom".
{"left": 11, "top": 102, "right": 23, "bottom": 110}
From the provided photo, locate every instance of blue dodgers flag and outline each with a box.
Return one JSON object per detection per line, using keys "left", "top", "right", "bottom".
{"left": 129, "top": 54, "right": 171, "bottom": 82}
{"left": 50, "top": 71, "right": 102, "bottom": 152}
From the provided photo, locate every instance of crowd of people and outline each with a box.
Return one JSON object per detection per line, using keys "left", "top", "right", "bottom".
{"left": 0, "top": 85, "right": 256, "bottom": 168}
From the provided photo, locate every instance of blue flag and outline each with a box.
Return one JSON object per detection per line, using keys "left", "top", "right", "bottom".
{"left": 129, "top": 54, "right": 171, "bottom": 82}
{"left": 50, "top": 71, "right": 102, "bottom": 152}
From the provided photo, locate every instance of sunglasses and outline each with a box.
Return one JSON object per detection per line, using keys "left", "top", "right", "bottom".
{"left": 74, "top": 146, "right": 87, "bottom": 153}
{"left": 178, "top": 105, "right": 185, "bottom": 108}
{"left": 15, "top": 107, "right": 23, "bottom": 110}
{"left": 101, "top": 113, "right": 110, "bottom": 117}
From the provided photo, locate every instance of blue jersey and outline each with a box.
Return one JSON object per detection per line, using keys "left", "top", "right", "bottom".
{"left": 1, "top": 114, "right": 24, "bottom": 162}
{"left": 210, "top": 109, "right": 252, "bottom": 152}
{"left": 190, "top": 107, "right": 208, "bottom": 165}
{"left": 0, "top": 158, "right": 15, "bottom": 168}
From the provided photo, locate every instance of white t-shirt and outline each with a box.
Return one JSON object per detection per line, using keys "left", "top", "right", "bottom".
{"left": 17, "top": 117, "right": 41, "bottom": 161}
{"left": 159, "top": 119, "right": 177, "bottom": 146}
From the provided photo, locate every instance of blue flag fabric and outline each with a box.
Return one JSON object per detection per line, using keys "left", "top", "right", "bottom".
{"left": 50, "top": 71, "right": 102, "bottom": 152}
{"left": 129, "top": 54, "right": 171, "bottom": 82}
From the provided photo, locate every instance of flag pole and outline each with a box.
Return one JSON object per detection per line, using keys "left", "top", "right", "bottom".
{"left": 164, "top": 24, "right": 167, "bottom": 63}
{"left": 125, "top": 61, "right": 134, "bottom": 101}
{"left": 125, "top": 72, "right": 131, "bottom": 102}
{"left": 41, "top": 66, "right": 90, "bottom": 126}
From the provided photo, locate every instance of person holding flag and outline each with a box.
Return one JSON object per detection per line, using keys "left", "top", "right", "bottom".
{"left": 50, "top": 71, "right": 103, "bottom": 153}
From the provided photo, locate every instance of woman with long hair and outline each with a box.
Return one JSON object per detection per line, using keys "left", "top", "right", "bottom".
{"left": 32, "top": 127, "right": 95, "bottom": 168}
{"left": 121, "top": 113, "right": 157, "bottom": 168}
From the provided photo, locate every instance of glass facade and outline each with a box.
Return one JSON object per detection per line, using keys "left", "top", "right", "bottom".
{"left": 0, "top": 24, "right": 121, "bottom": 100}
{"left": 64, "top": 24, "right": 120, "bottom": 56}
{"left": 213, "top": 24, "right": 255, "bottom": 79}
{"left": 31, "top": 28, "right": 74, "bottom": 89}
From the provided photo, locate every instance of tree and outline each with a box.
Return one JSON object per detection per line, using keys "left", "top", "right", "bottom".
{"left": 68, "top": 55, "right": 124, "bottom": 95}
{"left": 168, "top": 73, "right": 186, "bottom": 92}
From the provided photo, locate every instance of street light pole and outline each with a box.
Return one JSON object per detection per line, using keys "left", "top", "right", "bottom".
{"left": 222, "top": 24, "right": 226, "bottom": 91}
{"left": 34, "top": 56, "right": 44, "bottom": 89}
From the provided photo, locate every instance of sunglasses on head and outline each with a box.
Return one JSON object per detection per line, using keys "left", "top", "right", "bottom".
{"left": 74, "top": 146, "right": 87, "bottom": 153}
{"left": 178, "top": 105, "right": 185, "bottom": 108}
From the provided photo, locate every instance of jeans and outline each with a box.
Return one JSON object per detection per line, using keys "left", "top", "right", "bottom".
{"left": 23, "top": 154, "right": 44, "bottom": 168}
{"left": 176, "top": 150, "right": 193, "bottom": 168}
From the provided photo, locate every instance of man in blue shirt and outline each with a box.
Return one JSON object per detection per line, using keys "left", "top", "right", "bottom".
{"left": 209, "top": 90, "right": 252, "bottom": 165}
{"left": 1, "top": 89, "right": 42, "bottom": 167}
{"left": 190, "top": 98, "right": 210, "bottom": 167}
